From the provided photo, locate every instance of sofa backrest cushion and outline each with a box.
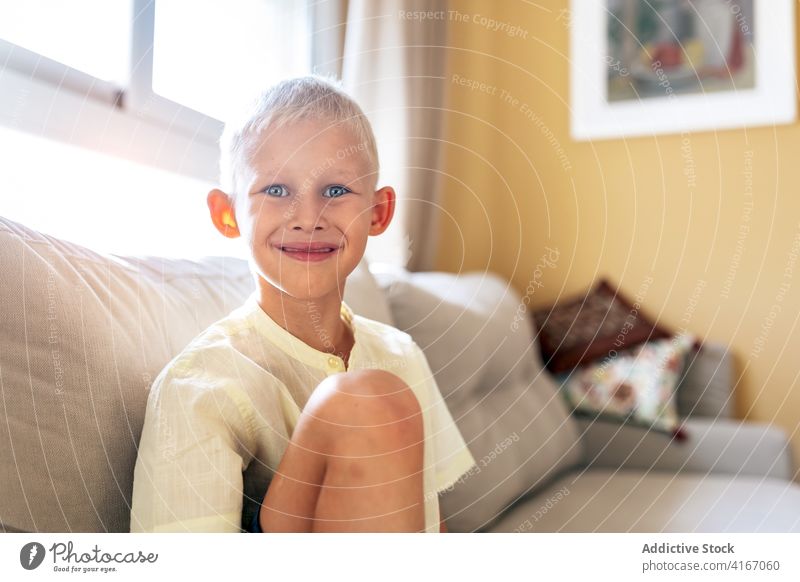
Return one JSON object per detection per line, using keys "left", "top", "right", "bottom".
{"left": 0, "top": 215, "right": 392, "bottom": 532}
{"left": 373, "top": 267, "right": 584, "bottom": 532}
{"left": 677, "top": 343, "right": 734, "bottom": 419}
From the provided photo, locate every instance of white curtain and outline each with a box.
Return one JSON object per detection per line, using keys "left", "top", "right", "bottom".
{"left": 312, "top": 0, "right": 448, "bottom": 272}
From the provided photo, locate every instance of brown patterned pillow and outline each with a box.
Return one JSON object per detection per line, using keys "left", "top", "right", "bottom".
{"left": 532, "top": 279, "right": 673, "bottom": 374}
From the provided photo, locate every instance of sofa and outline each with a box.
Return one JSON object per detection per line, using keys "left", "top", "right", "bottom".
{"left": 2, "top": 214, "right": 799, "bottom": 533}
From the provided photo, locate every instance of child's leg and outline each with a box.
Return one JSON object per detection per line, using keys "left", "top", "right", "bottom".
{"left": 258, "top": 369, "right": 426, "bottom": 532}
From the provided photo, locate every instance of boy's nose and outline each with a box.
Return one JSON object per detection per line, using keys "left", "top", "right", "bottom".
{"left": 287, "top": 192, "right": 329, "bottom": 231}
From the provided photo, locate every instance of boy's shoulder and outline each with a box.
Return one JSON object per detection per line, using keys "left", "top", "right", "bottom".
{"left": 153, "top": 301, "right": 257, "bottom": 383}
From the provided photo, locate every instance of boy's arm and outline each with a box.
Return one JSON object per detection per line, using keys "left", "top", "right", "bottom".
{"left": 130, "top": 373, "right": 255, "bottom": 532}
{"left": 409, "top": 343, "right": 478, "bottom": 495}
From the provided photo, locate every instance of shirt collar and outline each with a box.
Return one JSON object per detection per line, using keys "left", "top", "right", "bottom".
{"left": 244, "top": 291, "right": 357, "bottom": 373}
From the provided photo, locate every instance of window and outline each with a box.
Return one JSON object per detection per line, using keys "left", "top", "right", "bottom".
{"left": 0, "top": 0, "right": 132, "bottom": 84}
{"left": 152, "top": 0, "right": 310, "bottom": 122}
{"left": 0, "top": 0, "right": 313, "bottom": 257}
{"left": 0, "top": 125, "right": 245, "bottom": 260}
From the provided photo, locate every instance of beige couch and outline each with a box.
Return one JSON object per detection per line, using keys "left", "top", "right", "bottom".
{"left": 2, "top": 215, "right": 799, "bottom": 533}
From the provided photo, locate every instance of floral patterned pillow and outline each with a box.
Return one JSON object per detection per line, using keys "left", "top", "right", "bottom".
{"left": 555, "top": 333, "right": 696, "bottom": 438}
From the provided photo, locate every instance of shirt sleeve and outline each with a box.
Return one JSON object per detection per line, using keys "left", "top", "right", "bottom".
{"left": 130, "top": 364, "right": 256, "bottom": 533}
{"left": 409, "top": 343, "right": 477, "bottom": 494}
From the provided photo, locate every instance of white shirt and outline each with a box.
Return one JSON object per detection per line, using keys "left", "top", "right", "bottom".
{"left": 130, "top": 291, "right": 476, "bottom": 532}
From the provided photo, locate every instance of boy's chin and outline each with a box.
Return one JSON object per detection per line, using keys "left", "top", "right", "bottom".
{"left": 256, "top": 271, "right": 348, "bottom": 301}
{"left": 270, "top": 258, "right": 354, "bottom": 279}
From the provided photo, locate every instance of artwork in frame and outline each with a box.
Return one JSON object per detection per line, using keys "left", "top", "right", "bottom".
{"left": 570, "top": 0, "right": 796, "bottom": 141}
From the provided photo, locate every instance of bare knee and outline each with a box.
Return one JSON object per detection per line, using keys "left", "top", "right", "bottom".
{"left": 301, "top": 369, "right": 423, "bottom": 447}
{"left": 306, "top": 369, "right": 421, "bottom": 419}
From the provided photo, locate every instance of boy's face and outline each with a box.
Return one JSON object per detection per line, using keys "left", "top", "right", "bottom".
{"left": 208, "top": 118, "right": 394, "bottom": 303}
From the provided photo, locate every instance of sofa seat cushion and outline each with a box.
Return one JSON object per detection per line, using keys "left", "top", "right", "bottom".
{"left": 487, "top": 469, "right": 800, "bottom": 532}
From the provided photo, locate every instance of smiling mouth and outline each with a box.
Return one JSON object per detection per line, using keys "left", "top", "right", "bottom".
{"left": 275, "top": 244, "right": 341, "bottom": 262}
{"left": 279, "top": 245, "right": 338, "bottom": 253}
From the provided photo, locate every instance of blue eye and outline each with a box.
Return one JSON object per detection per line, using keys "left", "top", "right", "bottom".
{"left": 324, "top": 185, "right": 350, "bottom": 198}
{"left": 264, "top": 184, "right": 289, "bottom": 197}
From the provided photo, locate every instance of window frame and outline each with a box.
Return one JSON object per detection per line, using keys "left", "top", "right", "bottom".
{"left": 127, "top": 0, "right": 223, "bottom": 144}
{"left": 0, "top": 0, "right": 322, "bottom": 183}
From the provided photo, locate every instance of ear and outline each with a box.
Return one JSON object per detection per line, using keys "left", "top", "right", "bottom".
{"left": 369, "top": 186, "right": 396, "bottom": 236}
{"left": 207, "top": 188, "right": 241, "bottom": 238}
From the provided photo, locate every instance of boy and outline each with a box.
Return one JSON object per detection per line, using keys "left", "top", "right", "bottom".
{"left": 130, "top": 75, "right": 477, "bottom": 533}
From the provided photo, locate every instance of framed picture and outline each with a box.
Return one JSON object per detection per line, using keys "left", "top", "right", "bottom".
{"left": 570, "top": 0, "right": 796, "bottom": 140}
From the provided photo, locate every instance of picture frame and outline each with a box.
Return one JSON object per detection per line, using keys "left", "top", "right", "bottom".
{"left": 570, "top": 0, "right": 796, "bottom": 141}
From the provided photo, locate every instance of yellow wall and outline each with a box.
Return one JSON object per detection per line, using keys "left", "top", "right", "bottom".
{"left": 437, "top": 0, "right": 800, "bottom": 472}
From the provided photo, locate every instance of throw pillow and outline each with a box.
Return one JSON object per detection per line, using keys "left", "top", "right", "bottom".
{"left": 555, "top": 332, "right": 696, "bottom": 438}
{"left": 532, "top": 278, "right": 673, "bottom": 374}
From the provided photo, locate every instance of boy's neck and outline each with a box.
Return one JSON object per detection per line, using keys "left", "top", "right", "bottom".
{"left": 257, "top": 282, "right": 354, "bottom": 366}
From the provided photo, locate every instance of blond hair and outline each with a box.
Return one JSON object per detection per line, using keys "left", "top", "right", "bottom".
{"left": 219, "top": 75, "right": 379, "bottom": 199}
